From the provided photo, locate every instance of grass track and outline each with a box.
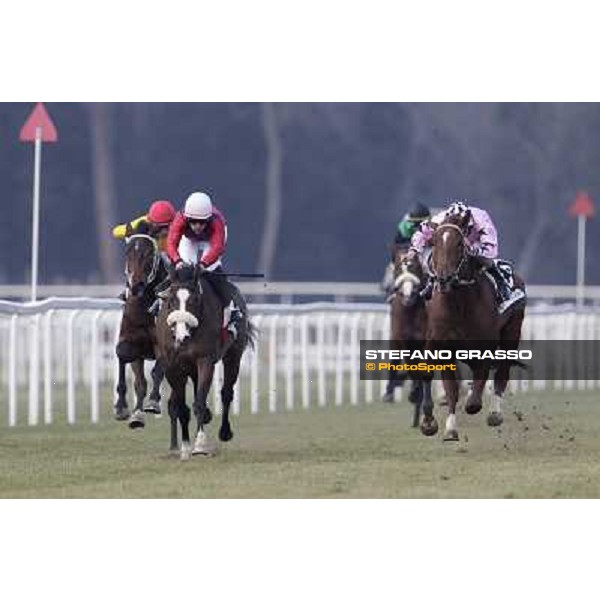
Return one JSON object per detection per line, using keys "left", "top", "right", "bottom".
{"left": 0, "top": 391, "right": 598, "bottom": 498}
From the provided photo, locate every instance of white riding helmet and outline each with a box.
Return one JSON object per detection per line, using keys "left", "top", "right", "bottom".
{"left": 183, "top": 192, "right": 213, "bottom": 220}
{"left": 446, "top": 200, "right": 470, "bottom": 218}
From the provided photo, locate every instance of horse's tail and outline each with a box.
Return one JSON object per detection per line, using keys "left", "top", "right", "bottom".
{"left": 245, "top": 318, "right": 258, "bottom": 351}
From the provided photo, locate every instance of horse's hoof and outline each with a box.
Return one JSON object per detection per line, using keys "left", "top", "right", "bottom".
{"left": 219, "top": 427, "right": 233, "bottom": 442}
{"left": 465, "top": 395, "right": 483, "bottom": 415}
{"left": 420, "top": 417, "right": 439, "bottom": 437}
{"left": 128, "top": 410, "right": 145, "bottom": 429}
{"left": 382, "top": 392, "right": 395, "bottom": 403}
{"left": 487, "top": 412, "right": 503, "bottom": 427}
{"left": 443, "top": 430, "right": 459, "bottom": 442}
{"left": 180, "top": 444, "right": 192, "bottom": 461}
{"left": 143, "top": 400, "right": 161, "bottom": 414}
{"left": 203, "top": 408, "right": 213, "bottom": 425}
{"left": 114, "top": 407, "right": 130, "bottom": 421}
{"left": 192, "top": 441, "right": 218, "bottom": 457}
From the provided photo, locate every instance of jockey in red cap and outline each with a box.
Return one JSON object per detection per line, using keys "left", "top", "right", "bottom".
{"left": 113, "top": 199, "right": 176, "bottom": 304}
{"left": 167, "top": 191, "right": 243, "bottom": 339}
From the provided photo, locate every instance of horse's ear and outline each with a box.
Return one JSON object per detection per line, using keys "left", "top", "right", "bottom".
{"left": 125, "top": 222, "right": 133, "bottom": 238}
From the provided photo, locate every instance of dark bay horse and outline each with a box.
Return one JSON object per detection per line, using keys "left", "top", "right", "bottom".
{"left": 156, "top": 264, "right": 256, "bottom": 461}
{"left": 114, "top": 222, "right": 167, "bottom": 428}
{"left": 382, "top": 248, "right": 427, "bottom": 428}
{"left": 419, "top": 214, "right": 526, "bottom": 441}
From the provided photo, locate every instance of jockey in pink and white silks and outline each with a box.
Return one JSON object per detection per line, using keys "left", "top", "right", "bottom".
{"left": 407, "top": 201, "right": 517, "bottom": 308}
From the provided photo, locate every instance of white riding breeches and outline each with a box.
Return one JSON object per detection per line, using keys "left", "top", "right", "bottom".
{"left": 178, "top": 237, "right": 222, "bottom": 272}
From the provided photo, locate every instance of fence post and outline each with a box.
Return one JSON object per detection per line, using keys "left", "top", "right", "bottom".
{"left": 364, "top": 313, "right": 375, "bottom": 404}
{"left": 90, "top": 310, "right": 102, "bottom": 423}
{"left": 250, "top": 315, "right": 262, "bottom": 414}
{"left": 8, "top": 315, "right": 18, "bottom": 426}
{"left": 285, "top": 314, "right": 294, "bottom": 411}
{"left": 44, "top": 310, "right": 54, "bottom": 424}
{"left": 67, "top": 310, "right": 80, "bottom": 424}
{"left": 317, "top": 313, "right": 326, "bottom": 407}
{"left": 350, "top": 313, "right": 361, "bottom": 406}
{"left": 301, "top": 314, "right": 310, "bottom": 409}
{"left": 269, "top": 315, "right": 280, "bottom": 413}
{"left": 28, "top": 314, "right": 41, "bottom": 425}
{"left": 335, "top": 313, "right": 348, "bottom": 406}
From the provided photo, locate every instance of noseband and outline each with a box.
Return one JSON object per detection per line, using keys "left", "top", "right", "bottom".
{"left": 125, "top": 234, "right": 161, "bottom": 287}
{"left": 429, "top": 223, "right": 475, "bottom": 287}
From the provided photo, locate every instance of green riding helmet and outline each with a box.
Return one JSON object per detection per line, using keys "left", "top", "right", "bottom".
{"left": 397, "top": 203, "right": 431, "bottom": 239}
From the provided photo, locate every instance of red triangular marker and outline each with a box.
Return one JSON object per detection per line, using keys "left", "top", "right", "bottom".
{"left": 568, "top": 191, "right": 595, "bottom": 218}
{"left": 19, "top": 103, "right": 58, "bottom": 143}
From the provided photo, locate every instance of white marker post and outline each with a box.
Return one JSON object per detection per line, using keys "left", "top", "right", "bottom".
{"left": 31, "top": 127, "right": 42, "bottom": 301}
{"left": 19, "top": 103, "right": 58, "bottom": 302}
{"left": 568, "top": 192, "right": 595, "bottom": 309}
{"left": 576, "top": 214, "right": 586, "bottom": 308}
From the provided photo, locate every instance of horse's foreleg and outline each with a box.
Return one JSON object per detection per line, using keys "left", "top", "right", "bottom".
{"left": 442, "top": 368, "right": 460, "bottom": 442}
{"left": 114, "top": 358, "right": 130, "bottom": 421}
{"left": 488, "top": 364, "right": 508, "bottom": 427}
{"left": 129, "top": 359, "right": 147, "bottom": 429}
{"left": 167, "top": 391, "right": 178, "bottom": 453}
{"left": 145, "top": 359, "right": 164, "bottom": 414}
{"left": 192, "top": 359, "right": 217, "bottom": 456}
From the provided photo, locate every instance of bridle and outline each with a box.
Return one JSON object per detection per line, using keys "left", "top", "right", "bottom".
{"left": 389, "top": 254, "right": 424, "bottom": 305}
{"left": 429, "top": 223, "right": 475, "bottom": 288}
{"left": 125, "top": 234, "right": 161, "bottom": 290}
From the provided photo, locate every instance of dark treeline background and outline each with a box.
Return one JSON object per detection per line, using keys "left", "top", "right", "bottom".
{"left": 0, "top": 102, "right": 598, "bottom": 285}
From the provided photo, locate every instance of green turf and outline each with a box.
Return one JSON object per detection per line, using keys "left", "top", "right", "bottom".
{"left": 0, "top": 390, "right": 598, "bottom": 498}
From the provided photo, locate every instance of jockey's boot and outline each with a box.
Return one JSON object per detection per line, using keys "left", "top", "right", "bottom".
{"left": 486, "top": 263, "right": 512, "bottom": 304}
{"left": 204, "top": 269, "right": 244, "bottom": 340}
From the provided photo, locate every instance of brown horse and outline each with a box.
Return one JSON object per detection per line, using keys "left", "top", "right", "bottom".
{"left": 419, "top": 213, "right": 526, "bottom": 441}
{"left": 114, "top": 223, "right": 167, "bottom": 428}
{"left": 156, "top": 264, "right": 255, "bottom": 461}
{"left": 382, "top": 247, "right": 427, "bottom": 428}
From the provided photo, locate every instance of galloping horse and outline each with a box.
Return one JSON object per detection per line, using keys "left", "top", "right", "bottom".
{"left": 156, "top": 264, "right": 256, "bottom": 461}
{"left": 114, "top": 222, "right": 167, "bottom": 428}
{"left": 419, "top": 213, "right": 526, "bottom": 441}
{"left": 382, "top": 247, "right": 427, "bottom": 428}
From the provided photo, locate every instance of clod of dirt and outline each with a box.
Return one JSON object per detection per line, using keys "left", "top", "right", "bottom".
{"left": 463, "top": 434, "right": 469, "bottom": 443}
{"left": 523, "top": 426, "right": 530, "bottom": 432}
{"left": 440, "top": 475, "right": 450, "bottom": 481}
{"left": 568, "top": 436, "right": 575, "bottom": 442}
{"left": 503, "top": 443, "right": 509, "bottom": 450}
{"left": 513, "top": 410, "right": 524, "bottom": 422}
{"left": 542, "top": 424, "right": 550, "bottom": 431}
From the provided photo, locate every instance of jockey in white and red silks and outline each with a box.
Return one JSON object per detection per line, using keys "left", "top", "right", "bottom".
{"left": 408, "top": 200, "right": 512, "bottom": 303}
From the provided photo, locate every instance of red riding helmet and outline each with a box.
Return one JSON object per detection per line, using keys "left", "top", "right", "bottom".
{"left": 148, "top": 200, "right": 176, "bottom": 226}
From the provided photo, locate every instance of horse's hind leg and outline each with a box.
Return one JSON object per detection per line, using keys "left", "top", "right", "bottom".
{"left": 465, "top": 363, "right": 490, "bottom": 418}
{"left": 145, "top": 359, "right": 164, "bottom": 414}
{"left": 489, "top": 312, "right": 524, "bottom": 427}
{"left": 219, "top": 349, "right": 243, "bottom": 442}
{"left": 419, "top": 375, "right": 438, "bottom": 436}
{"left": 383, "top": 370, "right": 406, "bottom": 403}
{"left": 114, "top": 358, "right": 130, "bottom": 421}
{"left": 192, "top": 359, "right": 217, "bottom": 456}
{"left": 129, "top": 359, "right": 147, "bottom": 429}
{"left": 411, "top": 380, "right": 422, "bottom": 428}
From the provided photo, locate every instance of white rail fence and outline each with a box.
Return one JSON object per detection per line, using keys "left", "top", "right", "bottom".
{"left": 0, "top": 298, "right": 598, "bottom": 427}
